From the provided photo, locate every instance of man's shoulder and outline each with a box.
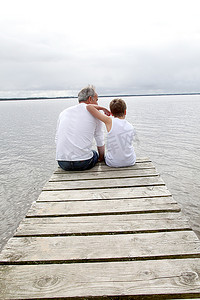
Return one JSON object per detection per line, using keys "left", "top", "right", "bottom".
{"left": 60, "top": 104, "right": 79, "bottom": 114}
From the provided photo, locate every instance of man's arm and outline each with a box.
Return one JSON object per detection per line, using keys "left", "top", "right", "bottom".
{"left": 97, "top": 145, "right": 105, "bottom": 161}
{"left": 87, "top": 104, "right": 112, "bottom": 132}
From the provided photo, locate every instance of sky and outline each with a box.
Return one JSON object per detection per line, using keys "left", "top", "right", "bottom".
{"left": 1, "top": 0, "right": 200, "bottom": 96}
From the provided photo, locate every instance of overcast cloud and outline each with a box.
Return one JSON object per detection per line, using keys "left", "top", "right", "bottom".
{"left": 0, "top": 0, "right": 200, "bottom": 95}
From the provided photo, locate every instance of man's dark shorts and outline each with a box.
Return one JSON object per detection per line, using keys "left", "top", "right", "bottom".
{"left": 57, "top": 150, "right": 99, "bottom": 171}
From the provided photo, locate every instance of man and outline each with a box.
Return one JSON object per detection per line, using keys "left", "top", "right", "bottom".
{"left": 55, "top": 85, "right": 105, "bottom": 171}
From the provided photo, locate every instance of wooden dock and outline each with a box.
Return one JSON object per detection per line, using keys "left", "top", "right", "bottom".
{"left": 1, "top": 157, "right": 200, "bottom": 299}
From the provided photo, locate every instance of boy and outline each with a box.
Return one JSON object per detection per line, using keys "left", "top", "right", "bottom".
{"left": 87, "top": 98, "right": 136, "bottom": 167}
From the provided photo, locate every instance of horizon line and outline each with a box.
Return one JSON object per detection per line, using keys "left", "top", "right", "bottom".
{"left": 0, "top": 92, "right": 200, "bottom": 101}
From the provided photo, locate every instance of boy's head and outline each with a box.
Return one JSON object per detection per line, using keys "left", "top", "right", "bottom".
{"left": 110, "top": 98, "right": 126, "bottom": 118}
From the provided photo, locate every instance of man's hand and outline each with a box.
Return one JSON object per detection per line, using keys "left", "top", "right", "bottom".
{"left": 97, "top": 145, "right": 105, "bottom": 161}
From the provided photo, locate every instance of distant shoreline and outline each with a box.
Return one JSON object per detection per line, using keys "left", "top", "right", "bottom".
{"left": 0, "top": 92, "right": 200, "bottom": 101}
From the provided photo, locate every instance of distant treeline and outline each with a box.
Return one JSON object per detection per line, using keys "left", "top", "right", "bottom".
{"left": 0, "top": 92, "right": 200, "bottom": 101}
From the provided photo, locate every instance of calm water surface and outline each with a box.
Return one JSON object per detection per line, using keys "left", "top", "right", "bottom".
{"left": 0, "top": 95, "right": 200, "bottom": 250}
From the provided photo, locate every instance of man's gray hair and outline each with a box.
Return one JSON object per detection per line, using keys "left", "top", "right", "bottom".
{"left": 78, "top": 85, "right": 96, "bottom": 102}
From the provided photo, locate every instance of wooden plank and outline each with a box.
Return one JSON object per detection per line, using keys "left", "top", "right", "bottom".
{"left": 27, "top": 197, "right": 180, "bottom": 217}
{"left": 1, "top": 258, "right": 200, "bottom": 299}
{"left": 93, "top": 161, "right": 155, "bottom": 171}
{"left": 0, "top": 231, "right": 200, "bottom": 264}
{"left": 15, "top": 212, "right": 190, "bottom": 237}
{"left": 54, "top": 161, "right": 155, "bottom": 174}
{"left": 1, "top": 259, "right": 200, "bottom": 299}
{"left": 43, "top": 176, "right": 164, "bottom": 191}
{"left": 132, "top": 157, "right": 151, "bottom": 162}
{"left": 3, "top": 156, "right": 199, "bottom": 300}
{"left": 38, "top": 185, "right": 172, "bottom": 201}
{"left": 50, "top": 168, "right": 159, "bottom": 181}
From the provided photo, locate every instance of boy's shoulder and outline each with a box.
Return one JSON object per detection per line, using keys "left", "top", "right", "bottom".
{"left": 115, "top": 118, "right": 132, "bottom": 125}
{"left": 123, "top": 119, "right": 134, "bottom": 131}
{"left": 113, "top": 118, "right": 133, "bottom": 129}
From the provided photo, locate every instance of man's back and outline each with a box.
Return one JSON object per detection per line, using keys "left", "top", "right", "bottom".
{"left": 56, "top": 103, "right": 104, "bottom": 161}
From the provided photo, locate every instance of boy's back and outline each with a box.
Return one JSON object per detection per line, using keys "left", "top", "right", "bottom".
{"left": 86, "top": 98, "right": 136, "bottom": 168}
{"left": 105, "top": 118, "right": 136, "bottom": 167}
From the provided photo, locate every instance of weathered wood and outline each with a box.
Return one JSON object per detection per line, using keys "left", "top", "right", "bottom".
{"left": 134, "top": 157, "right": 151, "bottom": 162}
{"left": 0, "top": 231, "right": 200, "bottom": 264}
{"left": 15, "top": 212, "right": 190, "bottom": 237}
{"left": 26, "top": 197, "right": 180, "bottom": 217}
{"left": 43, "top": 175, "right": 164, "bottom": 191}
{"left": 50, "top": 167, "right": 159, "bottom": 181}
{"left": 54, "top": 161, "right": 155, "bottom": 174}
{"left": 38, "top": 185, "right": 172, "bottom": 201}
{"left": 1, "top": 259, "right": 200, "bottom": 299}
{"left": 91, "top": 161, "right": 155, "bottom": 171}
{"left": 1, "top": 157, "right": 200, "bottom": 299}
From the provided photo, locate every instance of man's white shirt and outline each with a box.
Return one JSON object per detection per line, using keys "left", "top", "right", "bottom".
{"left": 55, "top": 103, "right": 104, "bottom": 161}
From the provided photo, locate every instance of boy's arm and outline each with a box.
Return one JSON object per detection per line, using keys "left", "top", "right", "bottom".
{"left": 87, "top": 104, "right": 112, "bottom": 132}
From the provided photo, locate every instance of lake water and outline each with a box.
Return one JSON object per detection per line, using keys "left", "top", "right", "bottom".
{"left": 0, "top": 95, "right": 200, "bottom": 250}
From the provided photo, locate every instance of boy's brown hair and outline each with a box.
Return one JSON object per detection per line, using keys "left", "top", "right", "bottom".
{"left": 109, "top": 98, "right": 126, "bottom": 117}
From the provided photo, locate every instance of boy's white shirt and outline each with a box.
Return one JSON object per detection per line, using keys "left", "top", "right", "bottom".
{"left": 105, "top": 117, "right": 136, "bottom": 167}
